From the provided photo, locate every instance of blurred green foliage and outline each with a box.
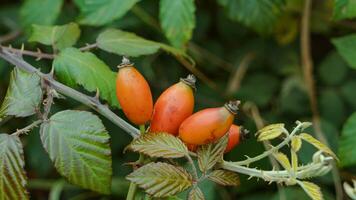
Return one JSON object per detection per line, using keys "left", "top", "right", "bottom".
{"left": 1, "top": 0, "right": 356, "bottom": 199}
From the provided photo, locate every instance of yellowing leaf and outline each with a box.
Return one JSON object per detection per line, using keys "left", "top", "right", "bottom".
{"left": 127, "top": 162, "right": 192, "bottom": 198}
{"left": 127, "top": 132, "right": 188, "bottom": 158}
{"left": 291, "top": 136, "right": 302, "bottom": 152}
{"left": 257, "top": 123, "right": 285, "bottom": 141}
{"left": 299, "top": 133, "right": 338, "bottom": 161}
{"left": 291, "top": 150, "right": 298, "bottom": 172}
{"left": 208, "top": 170, "right": 240, "bottom": 186}
{"left": 273, "top": 152, "right": 291, "bottom": 170}
{"left": 297, "top": 181, "right": 323, "bottom": 200}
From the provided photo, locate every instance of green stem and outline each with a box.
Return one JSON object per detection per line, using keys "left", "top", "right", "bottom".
{"left": 127, "top": 125, "right": 146, "bottom": 200}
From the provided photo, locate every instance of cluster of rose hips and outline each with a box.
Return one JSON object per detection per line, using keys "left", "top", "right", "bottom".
{"left": 115, "top": 57, "right": 248, "bottom": 153}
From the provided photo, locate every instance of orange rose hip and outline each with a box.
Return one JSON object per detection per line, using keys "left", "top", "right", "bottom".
{"left": 116, "top": 57, "right": 153, "bottom": 125}
{"left": 224, "top": 125, "right": 249, "bottom": 153}
{"left": 150, "top": 75, "right": 196, "bottom": 135}
{"left": 179, "top": 101, "right": 240, "bottom": 145}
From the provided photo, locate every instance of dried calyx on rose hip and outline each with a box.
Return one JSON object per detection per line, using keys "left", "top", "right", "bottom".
{"left": 179, "top": 100, "right": 240, "bottom": 145}
{"left": 116, "top": 57, "right": 153, "bottom": 125}
{"left": 150, "top": 74, "right": 196, "bottom": 135}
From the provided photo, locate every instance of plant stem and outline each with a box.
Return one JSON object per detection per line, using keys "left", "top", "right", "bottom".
{"left": 232, "top": 122, "right": 304, "bottom": 166}
{"left": 11, "top": 120, "right": 43, "bottom": 136}
{"left": 0, "top": 47, "right": 140, "bottom": 138}
{"left": 127, "top": 125, "right": 146, "bottom": 200}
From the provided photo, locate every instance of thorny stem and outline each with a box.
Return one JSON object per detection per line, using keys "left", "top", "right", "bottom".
{"left": 232, "top": 121, "right": 305, "bottom": 166}
{"left": 0, "top": 47, "right": 140, "bottom": 138}
{"left": 300, "top": 1, "right": 343, "bottom": 199}
{"left": 11, "top": 120, "right": 43, "bottom": 137}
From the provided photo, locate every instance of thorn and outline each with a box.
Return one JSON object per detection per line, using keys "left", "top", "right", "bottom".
{"left": 248, "top": 176, "right": 253, "bottom": 180}
{"left": 49, "top": 66, "right": 55, "bottom": 77}
{"left": 36, "top": 48, "right": 42, "bottom": 61}
{"left": 94, "top": 88, "right": 100, "bottom": 100}
{"left": 20, "top": 43, "right": 25, "bottom": 53}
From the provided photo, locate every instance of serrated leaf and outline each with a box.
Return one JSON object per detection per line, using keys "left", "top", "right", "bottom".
{"left": 127, "top": 162, "right": 192, "bottom": 198}
{"left": 291, "top": 136, "right": 302, "bottom": 152}
{"left": 127, "top": 132, "right": 188, "bottom": 158}
{"left": 256, "top": 123, "right": 285, "bottom": 141}
{"left": 273, "top": 152, "right": 291, "bottom": 170}
{"left": 20, "top": 0, "right": 63, "bottom": 28}
{"left": 299, "top": 133, "right": 337, "bottom": 161}
{"left": 97, "top": 29, "right": 161, "bottom": 57}
{"left": 29, "top": 22, "right": 80, "bottom": 50}
{"left": 0, "top": 68, "right": 42, "bottom": 121}
{"left": 188, "top": 187, "right": 205, "bottom": 200}
{"left": 53, "top": 48, "right": 119, "bottom": 108}
{"left": 0, "top": 134, "right": 29, "bottom": 199}
{"left": 297, "top": 181, "right": 323, "bottom": 200}
{"left": 208, "top": 170, "right": 239, "bottom": 186}
{"left": 332, "top": 34, "right": 356, "bottom": 69}
{"left": 339, "top": 113, "right": 356, "bottom": 167}
{"left": 197, "top": 134, "right": 228, "bottom": 173}
{"left": 217, "top": 0, "right": 285, "bottom": 34}
{"left": 40, "top": 110, "right": 112, "bottom": 194}
{"left": 74, "top": 0, "right": 139, "bottom": 26}
{"left": 333, "top": 0, "right": 356, "bottom": 20}
{"left": 159, "top": 0, "right": 195, "bottom": 48}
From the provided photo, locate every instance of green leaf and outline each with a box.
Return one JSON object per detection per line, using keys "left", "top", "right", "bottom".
{"left": 318, "top": 51, "right": 348, "bottom": 86}
{"left": 319, "top": 89, "right": 346, "bottom": 126}
{"left": 53, "top": 48, "right": 119, "bottom": 108}
{"left": 159, "top": 0, "right": 196, "bottom": 48}
{"left": 20, "top": 0, "right": 63, "bottom": 28}
{"left": 297, "top": 181, "right": 323, "bottom": 200}
{"left": 332, "top": 34, "right": 356, "bottom": 69}
{"left": 127, "top": 162, "right": 192, "bottom": 198}
{"left": 341, "top": 80, "right": 356, "bottom": 110}
{"left": 97, "top": 29, "right": 161, "bottom": 57}
{"left": 273, "top": 152, "right": 291, "bottom": 170}
{"left": 291, "top": 136, "right": 302, "bottom": 152}
{"left": 29, "top": 23, "right": 81, "bottom": 50}
{"left": 217, "top": 0, "right": 285, "bottom": 34}
{"left": 0, "top": 68, "right": 42, "bottom": 121}
{"left": 339, "top": 113, "right": 356, "bottom": 167}
{"left": 197, "top": 134, "right": 228, "bottom": 173}
{"left": 256, "top": 123, "right": 285, "bottom": 141}
{"left": 188, "top": 187, "right": 205, "bottom": 200}
{"left": 333, "top": 0, "right": 356, "bottom": 20}
{"left": 40, "top": 110, "right": 112, "bottom": 194}
{"left": 74, "top": 0, "right": 140, "bottom": 26}
{"left": 208, "top": 170, "right": 239, "bottom": 186}
{"left": 127, "top": 132, "right": 188, "bottom": 158}
{"left": 299, "top": 133, "right": 338, "bottom": 161}
{"left": 0, "top": 134, "right": 29, "bottom": 199}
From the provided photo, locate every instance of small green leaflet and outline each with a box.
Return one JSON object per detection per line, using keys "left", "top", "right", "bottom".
{"left": 197, "top": 134, "right": 228, "bottom": 173}
{"left": 273, "top": 152, "right": 291, "bottom": 170}
{"left": 127, "top": 132, "right": 188, "bottom": 158}
{"left": 127, "top": 162, "right": 192, "bottom": 198}
{"left": 0, "top": 134, "right": 29, "bottom": 200}
{"left": 53, "top": 48, "right": 119, "bottom": 108}
{"left": 159, "top": 0, "right": 196, "bottom": 48}
{"left": 29, "top": 22, "right": 81, "bottom": 50}
{"left": 208, "top": 170, "right": 239, "bottom": 186}
{"left": 20, "top": 0, "right": 63, "bottom": 28}
{"left": 256, "top": 123, "right": 285, "bottom": 141}
{"left": 339, "top": 113, "right": 356, "bottom": 167}
{"left": 217, "top": 0, "right": 285, "bottom": 34}
{"left": 74, "top": 0, "right": 140, "bottom": 26}
{"left": 332, "top": 34, "right": 356, "bottom": 69}
{"left": 40, "top": 110, "right": 112, "bottom": 194}
{"left": 188, "top": 187, "right": 205, "bottom": 200}
{"left": 297, "top": 181, "right": 323, "bottom": 200}
{"left": 299, "top": 133, "right": 338, "bottom": 161}
{"left": 333, "top": 0, "right": 356, "bottom": 20}
{"left": 0, "top": 68, "right": 42, "bottom": 121}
